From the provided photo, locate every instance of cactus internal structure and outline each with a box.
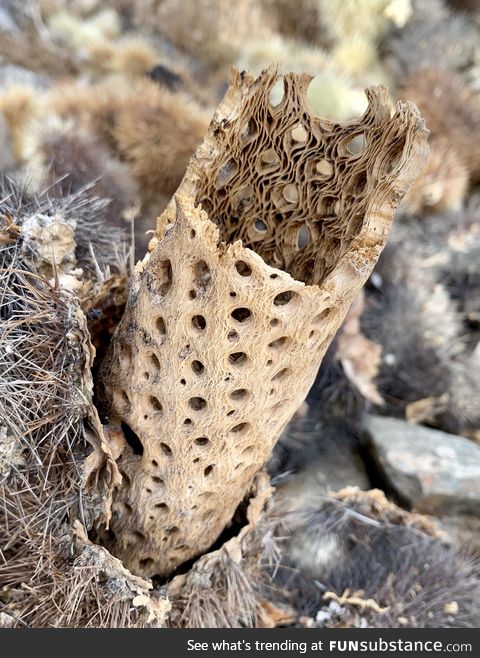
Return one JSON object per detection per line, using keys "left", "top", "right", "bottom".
{"left": 98, "top": 69, "right": 429, "bottom": 578}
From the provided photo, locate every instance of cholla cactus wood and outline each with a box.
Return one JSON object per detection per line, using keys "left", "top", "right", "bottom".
{"left": 98, "top": 69, "right": 429, "bottom": 578}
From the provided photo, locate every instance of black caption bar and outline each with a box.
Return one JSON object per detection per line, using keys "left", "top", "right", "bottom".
{"left": 0, "top": 628, "right": 477, "bottom": 657}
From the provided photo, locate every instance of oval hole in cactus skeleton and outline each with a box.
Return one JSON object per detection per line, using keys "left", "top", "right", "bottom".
{"left": 259, "top": 148, "right": 279, "bottom": 170}
{"left": 204, "top": 465, "right": 215, "bottom": 477}
{"left": 269, "top": 77, "right": 285, "bottom": 107}
{"left": 297, "top": 224, "right": 310, "bottom": 249}
{"left": 121, "top": 422, "right": 143, "bottom": 456}
{"left": 229, "top": 352, "right": 248, "bottom": 366}
{"left": 261, "top": 148, "right": 278, "bottom": 164}
{"left": 316, "top": 159, "right": 333, "bottom": 176}
{"left": 216, "top": 158, "right": 238, "bottom": 188}
{"left": 191, "top": 360, "right": 204, "bottom": 375}
{"left": 192, "top": 315, "right": 206, "bottom": 331}
{"left": 149, "top": 396, "right": 162, "bottom": 412}
{"left": 283, "top": 184, "right": 298, "bottom": 204}
{"left": 235, "top": 260, "right": 252, "bottom": 276}
{"left": 230, "top": 422, "right": 249, "bottom": 434}
{"left": 149, "top": 353, "right": 161, "bottom": 371}
{"left": 194, "top": 437, "right": 209, "bottom": 446}
{"left": 272, "top": 368, "right": 290, "bottom": 382}
{"left": 139, "top": 557, "right": 154, "bottom": 568}
{"left": 194, "top": 260, "right": 211, "bottom": 290}
{"left": 160, "top": 442, "right": 172, "bottom": 456}
{"left": 274, "top": 290, "right": 298, "bottom": 306}
{"left": 189, "top": 397, "right": 207, "bottom": 411}
{"left": 255, "top": 219, "right": 268, "bottom": 233}
{"left": 291, "top": 124, "right": 308, "bottom": 143}
{"left": 156, "top": 317, "right": 166, "bottom": 335}
{"left": 313, "top": 307, "right": 332, "bottom": 324}
{"left": 268, "top": 336, "right": 289, "bottom": 349}
{"left": 230, "top": 388, "right": 249, "bottom": 401}
{"left": 231, "top": 307, "right": 252, "bottom": 323}
{"left": 347, "top": 134, "right": 366, "bottom": 155}
{"left": 241, "top": 119, "right": 258, "bottom": 143}
{"left": 157, "top": 260, "right": 172, "bottom": 296}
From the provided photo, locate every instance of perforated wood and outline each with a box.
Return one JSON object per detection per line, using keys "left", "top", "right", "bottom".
{"left": 99, "top": 69, "right": 428, "bottom": 578}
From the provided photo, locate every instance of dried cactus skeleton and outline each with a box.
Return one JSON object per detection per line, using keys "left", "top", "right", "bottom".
{"left": 98, "top": 69, "right": 429, "bottom": 578}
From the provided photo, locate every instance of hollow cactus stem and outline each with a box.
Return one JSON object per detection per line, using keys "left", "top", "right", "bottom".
{"left": 98, "top": 69, "right": 429, "bottom": 578}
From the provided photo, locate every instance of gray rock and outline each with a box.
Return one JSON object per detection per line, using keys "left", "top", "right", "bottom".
{"left": 366, "top": 415, "right": 480, "bottom": 515}
{"left": 279, "top": 452, "right": 371, "bottom": 511}
{"left": 277, "top": 429, "right": 370, "bottom": 509}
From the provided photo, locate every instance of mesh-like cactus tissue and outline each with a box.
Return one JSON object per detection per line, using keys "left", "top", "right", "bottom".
{"left": 98, "top": 69, "right": 429, "bottom": 578}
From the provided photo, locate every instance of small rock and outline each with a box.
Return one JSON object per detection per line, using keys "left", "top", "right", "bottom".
{"left": 0, "top": 612, "right": 15, "bottom": 627}
{"left": 365, "top": 415, "right": 480, "bottom": 515}
{"left": 277, "top": 440, "right": 370, "bottom": 509}
{"left": 444, "top": 601, "right": 459, "bottom": 616}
